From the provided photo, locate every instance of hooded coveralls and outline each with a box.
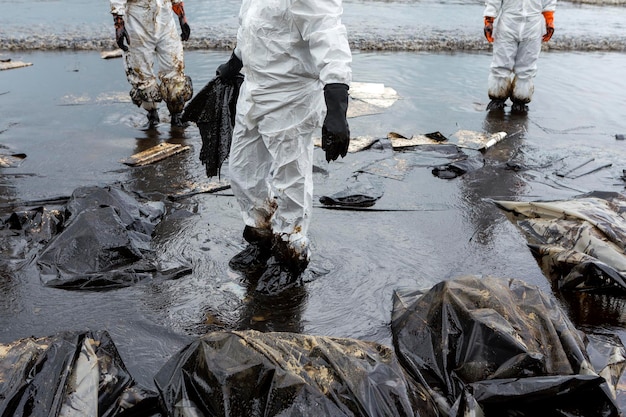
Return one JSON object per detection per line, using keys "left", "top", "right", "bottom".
{"left": 229, "top": 0, "right": 352, "bottom": 262}
{"left": 485, "top": 0, "right": 556, "bottom": 104}
{"left": 110, "top": 0, "right": 192, "bottom": 114}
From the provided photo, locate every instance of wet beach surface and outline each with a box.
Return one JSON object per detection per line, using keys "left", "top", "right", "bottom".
{"left": 2, "top": 49, "right": 626, "bottom": 391}
{"left": 2, "top": 0, "right": 626, "bottom": 398}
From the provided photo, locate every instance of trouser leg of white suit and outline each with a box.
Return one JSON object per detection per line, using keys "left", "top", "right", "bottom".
{"left": 229, "top": 121, "right": 275, "bottom": 232}
{"left": 488, "top": 37, "right": 518, "bottom": 100}
{"left": 511, "top": 37, "right": 542, "bottom": 103}
{"left": 155, "top": 24, "right": 189, "bottom": 113}
{"left": 123, "top": 5, "right": 187, "bottom": 112}
{"left": 124, "top": 9, "right": 160, "bottom": 109}
{"left": 229, "top": 115, "right": 315, "bottom": 260}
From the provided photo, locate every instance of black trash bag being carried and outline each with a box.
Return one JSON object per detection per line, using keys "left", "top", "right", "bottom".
{"left": 182, "top": 75, "right": 244, "bottom": 178}
{"left": 391, "top": 275, "right": 621, "bottom": 417}
{"left": 154, "top": 329, "right": 440, "bottom": 416}
{"left": 0, "top": 330, "right": 159, "bottom": 417}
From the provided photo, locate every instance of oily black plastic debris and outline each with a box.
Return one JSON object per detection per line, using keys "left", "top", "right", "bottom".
{"left": 2, "top": 185, "right": 192, "bottom": 290}
{"left": 493, "top": 191, "right": 626, "bottom": 293}
{"left": 0, "top": 330, "right": 159, "bottom": 417}
{"left": 182, "top": 75, "right": 243, "bottom": 178}
{"left": 431, "top": 151, "right": 484, "bottom": 179}
{"left": 391, "top": 275, "right": 622, "bottom": 417}
{"left": 154, "top": 329, "right": 440, "bottom": 417}
{"left": 319, "top": 174, "right": 384, "bottom": 208}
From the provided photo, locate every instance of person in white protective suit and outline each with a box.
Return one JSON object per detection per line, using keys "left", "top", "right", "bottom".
{"left": 215, "top": 0, "right": 352, "bottom": 294}
{"left": 483, "top": 0, "right": 556, "bottom": 112}
{"left": 110, "top": 0, "right": 193, "bottom": 128}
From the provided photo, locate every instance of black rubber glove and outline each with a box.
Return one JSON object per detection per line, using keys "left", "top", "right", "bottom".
{"left": 216, "top": 52, "right": 243, "bottom": 80}
{"left": 172, "top": 2, "right": 190, "bottom": 41}
{"left": 322, "top": 83, "right": 350, "bottom": 162}
{"left": 114, "top": 15, "right": 129, "bottom": 52}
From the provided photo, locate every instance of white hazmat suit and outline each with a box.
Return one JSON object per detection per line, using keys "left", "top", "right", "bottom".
{"left": 110, "top": 0, "right": 192, "bottom": 118}
{"left": 229, "top": 0, "right": 352, "bottom": 264}
{"left": 484, "top": 0, "right": 556, "bottom": 106}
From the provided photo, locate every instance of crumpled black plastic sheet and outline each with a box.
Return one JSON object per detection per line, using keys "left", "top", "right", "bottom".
{"left": 319, "top": 174, "right": 384, "bottom": 208}
{"left": 182, "top": 75, "right": 243, "bottom": 178}
{"left": 493, "top": 191, "right": 626, "bottom": 292}
{"left": 2, "top": 185, "right": 192, "bottom": 290}
{"left": 0, "top": 330, "right": 158, "bottom": 417}
{"left": 391, "top": 275, "right": 622, "bottom": 417}
{"left": 154, "top": 329, "right": 440, "bottom": 417}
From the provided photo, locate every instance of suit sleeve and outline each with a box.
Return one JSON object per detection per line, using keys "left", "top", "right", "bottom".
{"left": 542, "top": 0, "right": 557, "bottom": 13}
{"left": 110, "top": 0, "right": 126, "bottom": 15}
{"left": 483, "top": 0, "right": 502, "bottom": 18}
{"left": 292, "top": 0, "right": 352, "bottom": 86}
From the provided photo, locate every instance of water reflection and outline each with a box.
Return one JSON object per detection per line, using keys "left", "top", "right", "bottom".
{"left": 237, "top": 284, "right": 308, "bottom": 333}
{"left": 559, "top": 291, "right": 626, "bottom": 330}
{"left": 458, "top": 110, "right": 529, "bottom": 246}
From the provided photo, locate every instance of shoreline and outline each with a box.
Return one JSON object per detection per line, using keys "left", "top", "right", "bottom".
{"left": 1, "top": 34, "right": 625, "bottom": 53}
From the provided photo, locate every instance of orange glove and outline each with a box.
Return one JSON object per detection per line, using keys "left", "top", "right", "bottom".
{"left": 172, "top": 2, "right": 191, "bottom": 41}
{"left": 484, "top": 16, "right": 495, "bottom": 43}
{"left": 542, "top": 11, "right": 554, "bottom": 42}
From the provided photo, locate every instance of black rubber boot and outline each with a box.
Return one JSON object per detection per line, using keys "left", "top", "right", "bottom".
{"left": 146, "top": 109, "right": 160, "bottom": 128}
{"left": 511, "top": 101, "right": 528, "bottom": 113}
{"left": 229, "top": 226, "right": 272, "bottom": 275}
{"left": 170, "top": 112, "right": 189, "bottom": 128}
{"left": 486, "top": 98, "right": 506, "bottom": 111}
{"left": 254, "top": 236, "right": 309, "bottom": 296}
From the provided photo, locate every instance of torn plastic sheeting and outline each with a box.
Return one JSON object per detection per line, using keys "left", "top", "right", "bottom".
{"left": 0, "top": 60, "right": 32, "bottom": 71}
{"left": 154, "top": 329, "right": 439, "bottom": 417}
{"left": 585, "top": 332, "right": 626, "bottom": 400}
{"left": 391, "top": 275, "right": 621, "bottom": 416}
{"left": 36, "top": 206, "right": 158, "bottom": 289}
{"left": 182, "top": 75, "right": 243, "bottom": 178}
{"left": 349, "top": 82, "right": 399, "bottom": 109}
{"left": 529, "top": 244, "right": 626, "bottom": 292}
{"left": 319, "top": 174, "right": 384, "bottom": 208}
{"left": 388, "top": 131, "right": 447, "bottom": 149}
{"left": 464, "top": 374, "right": 619, "bottom": 417}
{"left": 494, "top": 191, "right": 626, "bottom": 292}
{"left": 34, "top": 185, "right": 191, "bottom": 289}
{"left": 431, "top": 152, "right": 484, "bottom": 179}
{"left": 66, "top": 185, "right": 165, "bottom": 236}
{"left": 356, "top": 144, "right": 470, "bottom": 182}
{"left": 0, "top": 152, "right": 26, "bottom": 168}
{"left": 313, "top": 135, "right": 379, "bottom": 153}
{"left": 451, "top": 130, "right": 507, "bottom": 151}
{"left": 0, "top": 330, "right": 158, "bottom": 417}
{"left": 5, "top": 206, "right": 64, "bottom": 244}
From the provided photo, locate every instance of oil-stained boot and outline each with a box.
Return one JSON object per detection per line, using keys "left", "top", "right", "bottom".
{"left": 170, "top": 112, "right": 189, "bottom": 128}
{"left": 486, "top": 98, "right": 506, "bottom": 111}
{"left": 146, "top": 109, "right": 160, "bottom": 128}
{"left": 255, "top": 235, "right": 309, "bottom": 295}
{"left": 511, "top": 101, "right": 528, "bottom": 113}
{"left": 229, "top": 226, "right": 272, "bottom": 275}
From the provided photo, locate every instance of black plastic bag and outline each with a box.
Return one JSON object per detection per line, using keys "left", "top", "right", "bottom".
{"left": 0, "top": 330, "right": 159, "bottom": 417}
{"left": 493, "top": 191, "right": 626, "bottom": 293}
{"left": 154, "top": 329, "right": 439, "bottom": 416}
{"left": 35, "top": 185, "right": 190, "bottom": 290}
{"left": 182, "top": 75, "right": 243, "bottom": 178}
{"left": 391, "top": 275, "right": 621, "bottom": 416}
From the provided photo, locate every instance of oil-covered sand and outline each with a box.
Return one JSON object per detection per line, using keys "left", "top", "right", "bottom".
{"left": 1, "top": 49, "right": 626, "bottom": 391}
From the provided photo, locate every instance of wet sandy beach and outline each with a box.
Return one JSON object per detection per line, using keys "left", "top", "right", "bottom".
{"left": 2, "top": 1, "right": 626, "bottom": 407}
{"left": 2, "top": 49, "right": 626, "bottom": 393}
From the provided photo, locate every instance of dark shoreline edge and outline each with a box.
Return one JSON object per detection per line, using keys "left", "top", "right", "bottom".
{"left": 1, "top": 34, "right": 625, "bottom": 53}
